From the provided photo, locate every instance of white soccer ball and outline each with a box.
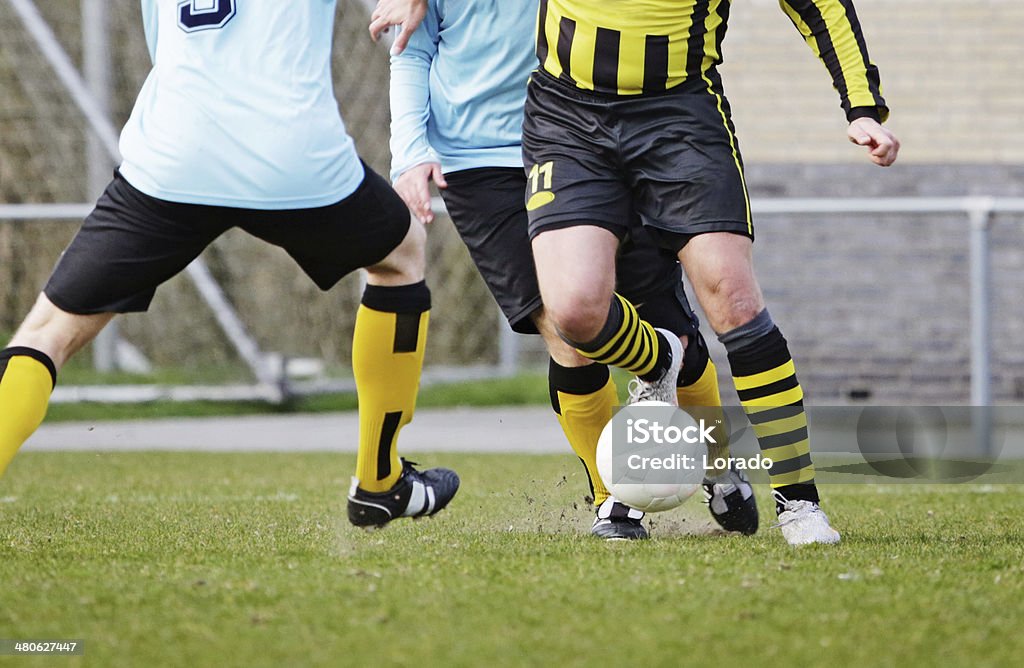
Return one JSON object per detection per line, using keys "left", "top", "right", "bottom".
{"left": 595, "top": 400, "right": 701, "bottom": 513}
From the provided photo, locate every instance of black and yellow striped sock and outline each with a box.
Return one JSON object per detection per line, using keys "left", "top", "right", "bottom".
{"left": 0, "top": 347, "right": 57, "bottom": 477}
{"left": 548, "top": 359, "right": 616, "bottom": 507}
{"left": 572, "top": 294, "right": 669, "bottom": 382}
{"left": 353, "top": 281, "right": 430, "bottom": 493}
{"left": 720, "top": 311, "right": 818, "bottom": 508}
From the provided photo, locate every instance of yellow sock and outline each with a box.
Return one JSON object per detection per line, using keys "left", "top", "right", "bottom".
{"left": 0, "top": 348, "right": 57, "bottom": 477}
{"left": 549, "top": 360, "right": 616, "bottom": 506}
{"left": 677, "top": 358, "right": 730, "bottom": 468}
{"left": 352, "top": 283, "right": 430, "bottom": 493}
{"left": 677, "top": 357, "right": 721, "bottom": 408}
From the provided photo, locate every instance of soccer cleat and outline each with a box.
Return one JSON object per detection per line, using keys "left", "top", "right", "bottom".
{"left": 626, "top": 328, "right": 684, "bottom": 405}
{"left": 772, "top": 491, "right": 841, "bottom": 545}
{"left": 591, "top": 497, "right": 648, "bottom": 540}
{"left": 703, "top": 465, "right": 759, "bottom": 535}
{"left": 347, "top": 459, "right": 460, "bottom": 528}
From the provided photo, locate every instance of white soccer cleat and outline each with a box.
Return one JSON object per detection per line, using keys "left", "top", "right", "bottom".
{"left": 626, "top": 328, "right": 684, "bottom": 406}
{"left": 772, "top": 491, "right": 841, "bottom": 545}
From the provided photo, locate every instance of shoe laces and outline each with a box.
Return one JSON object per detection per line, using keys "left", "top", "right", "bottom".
{"left": 770, "top": 490, "right": 820, "bottom": 528}
{"left": 627, "top": 376, "right": 656, "bottom": 403}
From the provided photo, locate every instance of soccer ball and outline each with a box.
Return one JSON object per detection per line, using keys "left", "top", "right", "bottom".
{"left": 595, "top": 400, "right": 701, "bottom": 513}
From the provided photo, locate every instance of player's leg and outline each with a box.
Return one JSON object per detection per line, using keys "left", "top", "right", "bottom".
{"left": 353, "top": 209, "right": 458, "bottom": 526}
{"left": 530, "top": 225, "right": 683, "bottom": 407}
{"left": 624, "top": 77, "right": 834, "bottom": 543}
{"left": 619, "top": 225, "right": 758, "bottom": 534}
{"left": 0, "top": 298, "right": 112, "bottom": 476}
{"left": 439, "top": 168, "right": 633, "bottom": 537}
{"left": 247, "top": 164, "right": 454, "bottom": 526}
{"left": 533, "top": 312, "right": 651, "bottom": 539}
{"left": 1, "top": 172, "right": 225, "bottom": 479}
{"left": 354, "top": 209, "right": 431, "bottom": 485}
{"left": 522, "top": 73, "right": 684, "bottom": 407}
{"left": 677, "top": 232, "right": 838, "bottom": 543}
{"left": 639, "top": 304, "right": 757, "bottom": 534}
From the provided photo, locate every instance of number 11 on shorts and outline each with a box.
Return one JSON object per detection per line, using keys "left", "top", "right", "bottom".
{"left": 526, "top": 161, "right": 555, "bottom": 211}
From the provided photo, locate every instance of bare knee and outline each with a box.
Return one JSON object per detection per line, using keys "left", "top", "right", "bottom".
{"left": 703, "top": 277, "right": 764, "bottom": 333}
{"left": 365, "top": 219, "right": 425, "bottom": 286}
{"left": 7, "top": 294, "right": 112, "bottom": 369}
{"left": 532, "top": 308, "right": 590, "bottom": 366}
{"left": 541, "top": 288, "right": 611, "bottom": 344}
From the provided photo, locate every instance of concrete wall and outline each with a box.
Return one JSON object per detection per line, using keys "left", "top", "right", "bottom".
{"left": 724, "top": 0, "right": 1024, "bottom": 165}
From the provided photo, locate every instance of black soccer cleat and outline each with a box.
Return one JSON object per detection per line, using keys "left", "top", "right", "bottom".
{"left": 702, "top": 465, "right": 758, "bottom": 535}
{"left": 347, "top": 459, "right": 460, "bottom": 528}
{"left": 591, "top": 497, "right": 649, "bottom": 540}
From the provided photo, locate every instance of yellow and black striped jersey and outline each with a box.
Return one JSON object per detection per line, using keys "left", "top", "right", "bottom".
{"left": 536, "top": 0, "right": 888, "bottom": 121}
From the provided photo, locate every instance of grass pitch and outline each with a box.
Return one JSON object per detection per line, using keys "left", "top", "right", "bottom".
{"left": 2, "top": 452, "right": 1022, "bottom": 667}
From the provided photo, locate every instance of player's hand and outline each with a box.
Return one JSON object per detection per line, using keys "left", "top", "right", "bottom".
{"left": 394, "top": 162, "right": 446, "bottom": 224}
{"left": 369, "top": 0, "right": 428, "bottom": 55}
{"left": 848, "top": 117, "right": 900, "bottom": 167}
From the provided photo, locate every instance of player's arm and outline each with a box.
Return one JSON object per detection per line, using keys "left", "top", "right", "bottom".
{"left": 370, "top": 0, "right": 429, "bottom": 55}
{"left": 390, "top": 2, "right": 445, "bottom": 224}
{"left": 778, "top": 0, "right": 899, "bottom": 166}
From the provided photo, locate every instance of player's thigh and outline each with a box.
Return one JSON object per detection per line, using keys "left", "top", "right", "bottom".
{"left": 678, "top": 231, "right": 764, "bottom": 332}
{"left": 44, "top": 172, "right": 227, "bottom": 315}
{"left": 441, "top": 168, "right": 542, "bottom": 335}
{"left": 522, "top": 73, "right": 633, "bottom": 244}
{"left": 531, "top": 224, "right": 620, "bottom": 328}
{"left": 617, "top": 221, "right": 700, "bottom": 340}
{"left": 242, "top": 164, "right": 412, "bottom": 291}
{"left": 622, "top": 86, "right": 753, "bottom": 245}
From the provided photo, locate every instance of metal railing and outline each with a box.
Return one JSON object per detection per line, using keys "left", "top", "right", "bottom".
{"left": 4, "top": 196, "right": 1022, "bottom": 407}
{"left": 431, "top": 193, "right": 1024, "bottom": 410}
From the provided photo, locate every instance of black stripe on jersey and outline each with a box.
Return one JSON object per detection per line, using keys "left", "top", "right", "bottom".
{"left": 643, "top": 34, "right": 669, "bottom": 93}
{"left": 786, "top": 0, "right": 850, "bottom": 110}
{"left": 840, "top": 0, "right": 885, "bottom": 107}
{"left": 712, "top": 0, "right": 731, "bottom": 66}
{"left": 557, "top": 16, "right": 577, "bottom": 85}
{"left": 537, "top": 0, "right": 550, "bottom": 66}
{"left": 593, "top": 28, "right": 621, "bottom": 93}
{"left": 684, "top": 0, "right": 713, "bottom": 80}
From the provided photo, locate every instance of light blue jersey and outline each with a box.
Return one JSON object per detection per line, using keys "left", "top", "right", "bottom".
{"left": 389, "top": 0, "right": 537, "bottom": 182}
{"left": 119, "top": 0, "right": 364, "bottom": 209}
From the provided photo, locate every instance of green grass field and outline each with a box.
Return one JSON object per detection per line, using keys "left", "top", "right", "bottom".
{"left": 2, "top": 452, "right": 1022, "bottom": 667}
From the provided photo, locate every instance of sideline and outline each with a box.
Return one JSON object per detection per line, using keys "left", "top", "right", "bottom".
{"left": 26, "top": 406, "right": 566, "bottom": 453}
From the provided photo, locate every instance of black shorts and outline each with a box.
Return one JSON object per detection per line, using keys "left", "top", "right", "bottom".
{"left": 522, "top": 70, "right": 753, "bottom": 248}
{"left": 440, "top": 167, "right": 698, "bottom": 337}
{"left": 44, "top": 166, "right": 410, "bottom": 314}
